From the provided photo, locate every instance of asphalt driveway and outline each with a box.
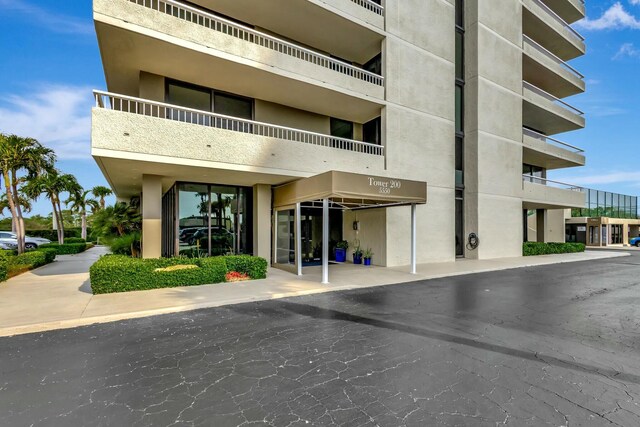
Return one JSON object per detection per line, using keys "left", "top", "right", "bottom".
{"left": 1, "top": 252, "right": 640, "bottom": 426}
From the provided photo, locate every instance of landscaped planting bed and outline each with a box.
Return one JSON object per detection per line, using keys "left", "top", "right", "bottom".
{"left": 523, "top": 242, "right": 586, "bottom": 256}
{"left": 0, "top": 247, "right": 59, "bottom": 281}
{"left": 90, "top": 255, "right": 268, "bottom": 294}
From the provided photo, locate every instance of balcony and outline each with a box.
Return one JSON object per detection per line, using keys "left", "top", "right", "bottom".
{"left": 522, "top": 128, "right": 585, "bottom": 170}
{"left": 522, "top": 175, "right": 586, "bottom": 209}
{"left": 522, "top": 36, "right": 584, "bottom": 99}
{"left": 522, "top": 81, "right": 585, "bottom": 135}
{"left": 522, "top": 0, "right": 585, "bottom": 61}
{"left": 91, "top": 91, "right": 385, "bottom": 196}
{"left": 539, "top": 0, "right": 585, "bottom": 24}
{"left": 94, "top": 0, "right": 384, "bottom": 123}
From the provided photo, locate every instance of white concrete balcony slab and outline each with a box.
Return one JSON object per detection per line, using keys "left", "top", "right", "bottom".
{"left": 522, "top": 81, "right": 585, "bottom": 135}
{"left": 522, "top": 36, "right": 584, "bottom": 99}
{"left": 522, "top": 128, "right": 585, "bottom": 170}
{"left": 91, "top": 91, "right": 385, "bottom": 196}
{"left": 523, "top": 0, "right": 585, "bottom": 61}
{"left": 94, "top": 0, "right": 384, "bottom": 123}
{"left": 539, "top": 0, "right": 585, "bottom": 24}
{"left": 192, "top": 0, "right": 385, "bottom": 44}
{"left": 522, "top": 176, "right": 586, "bottom": 209}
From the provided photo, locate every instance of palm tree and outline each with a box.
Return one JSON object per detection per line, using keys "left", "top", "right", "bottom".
{"left": 92, "top": 202, "right": 141, "bottom": 237}
{"left": 92, "top": 185, "right": 113, "bottom": 210}
{"left": 0, "top": 134, "right": 55, "bottom": 253}
{"left": 24, "top": 170, "right": 80, "bottom": 244}
{"left": 0, "top": 192, "right": 32, "bottom": 233}
{"left": 65, "top": 189, "right": 99, "bottom": 241}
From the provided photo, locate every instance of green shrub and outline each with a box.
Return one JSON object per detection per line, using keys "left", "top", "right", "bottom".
{"left": 108, "top": 233, "right": 140, "bottom": 256}
{"left": 38, "top": 243, "right": 88, "bottom": 255}
{"left": 20, "top": 229, "right": 86, "bottom": 241}
{"left": 64, "top": 237, "right": 86, "bottom": 244}
{"left": 9, "top": 251, "right": 47, "bottom": 268}
{"left": 0, "top": 251, "right": 9, "bottom": 282}
{"left": 89, "top": 254, "right": 266, "bottom": 294}
{"left": 523, "top": 242, "right": 586, "bottom": 256}
{"left": 223, "top": 255, "right": 268, "bottom": 279}
{"left": 37, "top": 247, "right": 57, "bottom": 264}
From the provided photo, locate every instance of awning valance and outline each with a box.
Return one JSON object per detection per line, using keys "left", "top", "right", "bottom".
{"left": 273, "top": 171, "right": 427, "bottom": 209}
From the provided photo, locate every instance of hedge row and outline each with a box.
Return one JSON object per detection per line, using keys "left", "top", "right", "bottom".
{"left": 64, "top": 238, "right": 87, "bottom": 244}
{"left": 523, "top": 242, "right": 586, "bottom": 256}
{"left": 90, "top": 255, "right": 268, "bottom": 294}
{"left": 0, "top": 247, "right": 59, "bottom": 282}
{"left": 38, "top": 243, "right": 89, "bottom": 255}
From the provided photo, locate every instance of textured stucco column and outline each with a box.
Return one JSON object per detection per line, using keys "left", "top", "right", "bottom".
{"left": 536, "top": 209, "right": 547, "bottom": 243}
{"left": 623, "top": 223, "right": 630, "bottom": 246}
{"left": 142, "top": 175, "right": 162, "bottom": 259}
{"left": 253, "top": 184, "right": 272, "bottom": 260}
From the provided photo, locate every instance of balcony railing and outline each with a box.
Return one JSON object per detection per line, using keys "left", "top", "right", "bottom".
{"left": 523, "top": 81, "right": 584, "bottom": 116}
{"left": 350, "top": 0, "right": 385, "bottom": 16}
{"left": 127, "top": 0, "right": 384, "bottom": 87}
{"left": 523, "top": 35, "right": 584, "bottom": 80}
{"left": 522, "top": 175, "right": 585, "bottom": 192}
{"left": 531, "top": 0, "right": 584, "bottom": 44}
{"left": 523, "top": 128, "right": 584, "bottom": 153}
{"left": 94, "top": 91, "right": 385, "bottom": 156}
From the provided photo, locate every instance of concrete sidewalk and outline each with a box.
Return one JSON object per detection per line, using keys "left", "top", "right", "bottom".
{"left": 0, "top": 248, "right": 629, "bottom": 337}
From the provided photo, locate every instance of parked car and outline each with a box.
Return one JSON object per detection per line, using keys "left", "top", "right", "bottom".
{"left": 630, "top": 237, "right": 640, "bottom": 247}
{"left": 0, "top": 241, "right": 17, "bottom": 250}
{"left": 0, "top": 232, "right": 51, "bottom": 250}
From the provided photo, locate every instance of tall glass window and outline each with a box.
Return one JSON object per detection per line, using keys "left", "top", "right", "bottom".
{"left": 455, "top": 0, "right": 465, "bottom": 257}
{"left": 174, "top": 183, "right": 252, "bottom": 257}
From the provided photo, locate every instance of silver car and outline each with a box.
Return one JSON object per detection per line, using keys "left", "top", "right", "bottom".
{"left": 0, "top": 232, "right": 51, "bottom": 250}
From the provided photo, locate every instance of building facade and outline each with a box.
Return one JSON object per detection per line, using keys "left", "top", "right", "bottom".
{"left": 92, "top": 0, "right": 587, "bottom": 269}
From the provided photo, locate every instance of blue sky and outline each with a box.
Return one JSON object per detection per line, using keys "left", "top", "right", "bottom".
{"left": 0, "top": 0, "right": 639, "bottom": 216}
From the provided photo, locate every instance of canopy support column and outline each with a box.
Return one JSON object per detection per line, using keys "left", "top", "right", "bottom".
{"left": 295, "top": 202, "right": 302, "bottom": 276}
{"left": 322, "top": 198, "right": 329, "bottom": 284}
{"left": 410, "top": 203, "right": 417, "bottom": 274}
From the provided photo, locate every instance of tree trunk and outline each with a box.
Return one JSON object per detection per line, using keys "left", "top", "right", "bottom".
{"left": 8, "top": 171, "right": 25, "bottom": 254}
{"left": 11, "top": 216, "right": 16, "bottom": 233}
{"left": 81, "top": 211, "right": 87, "bottom": 241}
{"left": 55, "top": 196, "right": 65, "bottom": 244}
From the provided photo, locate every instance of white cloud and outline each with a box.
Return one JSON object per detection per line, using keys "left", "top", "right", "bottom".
{"left": 576, "top": 2, "right": 640, "bottom": 30}
{"left": 631, "top": 0, "right": 640, "bottom": 6}
{"left": 0, "top": 0, "right": 93, "bottom": 36}
{"left": 613, "top": 42, "right": 640, "bottom": 58}
{"left": 0, "top": 85, "right": 93, "bottom": 160}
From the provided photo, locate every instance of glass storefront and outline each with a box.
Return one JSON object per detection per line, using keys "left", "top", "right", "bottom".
{"left": 162, "top": 182, "right": 252, "bottom": 257}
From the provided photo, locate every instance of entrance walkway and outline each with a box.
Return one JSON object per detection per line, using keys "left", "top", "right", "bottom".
{"left": 0, "top": 248, "right": 628, "bottom": 337}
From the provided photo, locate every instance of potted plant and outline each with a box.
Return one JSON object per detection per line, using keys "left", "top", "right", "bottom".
{"left": 335, "top": 240, "right": 349, "bottom": 262}
{"left": 363, "top": 248, "right": 374, "bottom": 266}
{"left": 353, "top": 245, "right": 363, "bottom": 265}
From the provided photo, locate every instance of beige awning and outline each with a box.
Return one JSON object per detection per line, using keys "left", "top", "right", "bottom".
{"left": 273, "top": 171, "right": 427, "bottom": 209}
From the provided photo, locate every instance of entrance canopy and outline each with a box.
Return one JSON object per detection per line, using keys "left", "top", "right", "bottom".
{"left": 273, "top": 171, "right": 427, "bottom": 209}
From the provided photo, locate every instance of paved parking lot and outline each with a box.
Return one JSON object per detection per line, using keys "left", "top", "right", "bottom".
{"left": 1, "top": 252, "right": 640, "bottom": 426}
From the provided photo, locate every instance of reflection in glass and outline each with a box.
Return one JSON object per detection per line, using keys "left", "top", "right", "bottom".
{"left": 276, "top": 210, "right": 295, "bottom": 265}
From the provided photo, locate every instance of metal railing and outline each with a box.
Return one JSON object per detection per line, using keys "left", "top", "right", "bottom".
{"left": 127, "top": 0, "right": 384, "bottom": 87}
{"left": 523, "top": 35, "right": 584, "bottom": 80}
{"left": 94, "top": 91, "right": 385, "bottom": 156}
{"left": 523, "top": 81, "right": 584, "bottom": 116}
{"left": 350, "top": 0, "right": 385, "bottom": 16}
{"left": 531, "top": 0, "right": 585, "bottom": 44}
{"left": 523, "top": 128, "right": 584, "bottom": 153}
{"left": 522, "top": 174, "right": 585, "bottom": 192}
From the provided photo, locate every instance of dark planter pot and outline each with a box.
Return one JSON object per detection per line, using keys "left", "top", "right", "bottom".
{"left": 364, "top": 258, "right": 372, "bottom": 266}
{"left": 353, "top": 254, "right": 363, "bottom": 265}
{"left": 335, "top": 248, "right": 347, "bottom": 263}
